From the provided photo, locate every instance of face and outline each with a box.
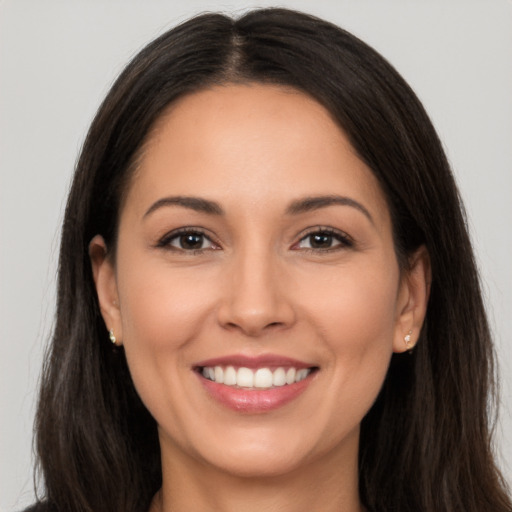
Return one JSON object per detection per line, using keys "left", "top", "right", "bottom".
{"left": 92, "top": 84, "right": 428, "bottom": 480}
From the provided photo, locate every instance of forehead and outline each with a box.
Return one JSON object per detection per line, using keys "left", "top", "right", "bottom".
{"left": 125, "top": 83, "right": 389, "bottom": 225}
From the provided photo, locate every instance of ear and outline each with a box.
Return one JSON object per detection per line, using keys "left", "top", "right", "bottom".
{"left": 393, "top": 245, "right": 431, "bottom": 353}
{"left": 89, "top": 235, "right": 123, "bottom": 346}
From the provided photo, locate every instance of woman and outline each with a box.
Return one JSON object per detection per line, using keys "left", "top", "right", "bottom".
{"left": 28, "top": 8, "right": 511, "bottom": 512}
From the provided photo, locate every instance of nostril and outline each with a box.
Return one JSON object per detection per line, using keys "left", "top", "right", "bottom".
{"left": 222, "top": 320, "right": 284, "bottom": 336}
{"left": 216, "top": 284, "right": 296, "bottom": 335}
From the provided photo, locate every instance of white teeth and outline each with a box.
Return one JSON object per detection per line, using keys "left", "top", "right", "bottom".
{"left": 201, "top": 365, "right": 313, "bottom": 388}
{"left": 286, "top": 367, "right": 296, "bottom": 385}
{"left": 254, "top": 368, "right": 273, "bottom": 388}
{"left": 224, "top": 366, "right": 237, "bottom": 385}
{"left": 237, "top": 367, "right": 254, "bottom": 387}
{"left": 214, "top": 366, "right": 224, "bottom": 384}
{"left": 272, "top": 367, "right": 286, "bottom": 387}
{"left": 295, "top": 369, "right": 309, "bottom": 382}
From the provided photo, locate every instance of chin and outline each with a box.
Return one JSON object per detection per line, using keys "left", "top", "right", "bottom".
{"left": 205, "top": 448, "right": 308, "bottom": 480}
{"left": 189, "top": 423, "right": 354, "bottom": 480}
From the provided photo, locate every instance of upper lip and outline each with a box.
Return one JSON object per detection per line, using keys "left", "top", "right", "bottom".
{"left": 194, "top": 354, "right": 317, "bottom": 370}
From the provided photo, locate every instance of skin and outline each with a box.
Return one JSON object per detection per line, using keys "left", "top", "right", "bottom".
{"left": 90, "top": 84, "right": 430, "bottom": 512}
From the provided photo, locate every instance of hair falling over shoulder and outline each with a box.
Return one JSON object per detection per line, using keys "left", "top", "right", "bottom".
{"left": 33, "top": 8, "right": 511, "bottom": 512}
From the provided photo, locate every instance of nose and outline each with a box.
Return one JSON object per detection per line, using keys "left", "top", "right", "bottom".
{"left": 217, "top": 248, "right": 296, "bottom": 337}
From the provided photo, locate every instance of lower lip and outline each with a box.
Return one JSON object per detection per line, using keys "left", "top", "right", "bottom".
{"left": 197, "top": 372, "right": 315, "bottom": 413}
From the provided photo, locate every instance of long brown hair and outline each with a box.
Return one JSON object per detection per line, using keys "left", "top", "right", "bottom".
{"left": 34, "top": 8, "right": 511, "bottom": 512}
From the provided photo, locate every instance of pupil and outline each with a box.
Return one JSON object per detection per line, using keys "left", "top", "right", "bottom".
{"left": 180, "top": 233, "right": 203, "bottom": 249}
{"left": 311, "top": 233, "right": 332, "bottom": 248}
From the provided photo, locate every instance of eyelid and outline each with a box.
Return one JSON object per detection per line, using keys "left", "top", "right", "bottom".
{"left": 291, "top": 226, "right": 354, "bottom": 251}
{"left": 155, "top": 225, "right": 353, "bottom": 252}
{"left": 156, "top": 226, "right": 220, "bottom": 251}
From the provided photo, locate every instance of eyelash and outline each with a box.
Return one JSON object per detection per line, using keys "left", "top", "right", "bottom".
{"left": 156, "top": 227, "right": 219, "bottom": 254}
{"left": 156, "top": 227, "right": 353, "bottom": 254}
{"left": 293, "top": 227, "right": 354, "bottom": 253}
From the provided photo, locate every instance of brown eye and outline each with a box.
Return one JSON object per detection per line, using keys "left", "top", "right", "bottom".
{"left": 295, "top": 229, "right": 352, "bottom": 251}
{"left": 177, "top": 233, "right": 206, "bottom": 250}
{"left": 309, "top": 233, "right": 335, "bottom": 249}
{"left": 161, "top": 230, "right": 217, "bottom": 251}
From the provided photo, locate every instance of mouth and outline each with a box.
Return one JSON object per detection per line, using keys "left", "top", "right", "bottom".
{"left": 197, "top": 365, "right": 316, "bottom": 390}
{"left": 193, "top": 355, "right": 319, "bottom": 412}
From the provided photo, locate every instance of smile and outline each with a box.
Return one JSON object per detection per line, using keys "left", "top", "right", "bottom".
{"left": 200, "top": 366, "right": 313, "bottom": 389}
{"left": 194, "top": 356, "right": 318, "bottom": 413}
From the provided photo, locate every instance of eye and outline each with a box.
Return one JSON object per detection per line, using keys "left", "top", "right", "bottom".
{"left": 158, "top": 229, "right": 219, "bottom": 252}
{"left": 294, "top": 228, "right": 352, "bottom": 251}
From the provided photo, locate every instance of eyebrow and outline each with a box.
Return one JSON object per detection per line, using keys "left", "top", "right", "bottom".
{"left": 144, "top": 196, "right": 224, "bottom": 218}
{"left": 286, "top": 195, "right": 374, "bottom": 224}
{"left": 143, "top": 194, "right": 373, "bottom": 224}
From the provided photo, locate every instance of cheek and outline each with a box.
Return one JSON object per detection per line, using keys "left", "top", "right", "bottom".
{"left": 118, "top": 261, "right": 216, "bottom": 350}
{"left": 115, "top": 258, "right": 223, "bottom": 435}
{"left": 296, "top": 259, "right": 399, "bottom": 423}
{"left": 115, "top": 253, "right": 219, "bottom": 404}
{"left": 299, "top": 258, "right": 400, "bottom": 341}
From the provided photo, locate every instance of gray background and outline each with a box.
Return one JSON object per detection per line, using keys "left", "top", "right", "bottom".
{"left": 1, "top": 1, "right": 511, "bottom": 510}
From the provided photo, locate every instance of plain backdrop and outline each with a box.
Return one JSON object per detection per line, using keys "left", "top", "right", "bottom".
{"left": 1, "top": 1, "right": 511, "bottom": 510}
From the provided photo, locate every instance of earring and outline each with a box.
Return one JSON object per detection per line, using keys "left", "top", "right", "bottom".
{"left": 404, "top": 330, "right": 413, "bottom": 350}
{"left": 109, "top": 328, "right": 117, "bottom": 345}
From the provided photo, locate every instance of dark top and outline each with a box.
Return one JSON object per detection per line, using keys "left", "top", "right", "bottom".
{"left": 21, "top": 504, "right": 52, "bottom": 512}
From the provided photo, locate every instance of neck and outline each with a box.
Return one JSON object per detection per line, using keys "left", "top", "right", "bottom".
{"left": 150, "top": 429, "right": 364, "bottom": 512}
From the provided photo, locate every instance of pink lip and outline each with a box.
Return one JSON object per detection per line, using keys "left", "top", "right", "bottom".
{"left": 194, "top": 354, "right": 318, "bottom": 413}
{"left": 198, "top": 376, "right": 314, "bottom": 413}
{"left": 194, "top": 354, "right": 314, "bottom": 370}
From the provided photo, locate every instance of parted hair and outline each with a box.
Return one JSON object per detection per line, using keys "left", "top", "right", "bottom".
{"left": 33, "top": 8, "right": 511, "bottom": 512}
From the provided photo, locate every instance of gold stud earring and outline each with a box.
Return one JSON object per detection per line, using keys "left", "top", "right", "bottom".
{"left": 404, "top": 330, "right": 413, "bottom": 350}
{"left": 109, "top": 328, "right": 117, "bottom": 345}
